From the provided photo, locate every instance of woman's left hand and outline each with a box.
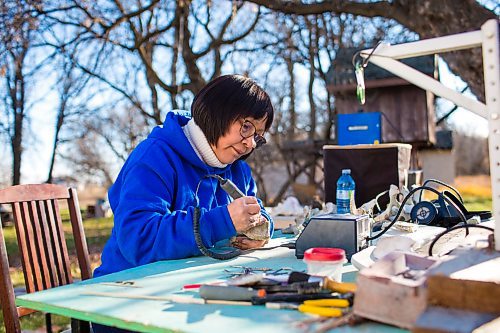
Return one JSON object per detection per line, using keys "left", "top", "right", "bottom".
{"left": 231, "top": 236, "right": 267, "bottom": 250}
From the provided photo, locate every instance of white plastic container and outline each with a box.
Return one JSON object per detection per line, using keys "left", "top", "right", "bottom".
{"left": 303, "top": 247, "right": 347, "bottom": 282}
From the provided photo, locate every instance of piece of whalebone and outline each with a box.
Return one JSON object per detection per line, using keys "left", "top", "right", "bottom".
{"left": 382, "top": 220, "right": 419, "bottom": 233}
{"left": 241, "top": 217, "right": 271, "bottom": 241}
{"left": 374, "top": 184, "right": 400, "bottom": 222}
{"left": 353, "top": 198, "right": 377, "bottom": 216}
{"left": 398, "top": 186, "right": 415, "bottom": 221}
{"left": 324, "top": 202, "right": 335, "bottom": 214}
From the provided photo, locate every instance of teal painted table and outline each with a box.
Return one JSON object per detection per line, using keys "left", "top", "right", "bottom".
{"left": 16, "top": 238, "right": 407, "bottom": 333}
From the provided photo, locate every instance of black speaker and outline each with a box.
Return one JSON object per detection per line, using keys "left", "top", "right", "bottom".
{"left": 323, "top": 143, "right": 411, "bottom": 207}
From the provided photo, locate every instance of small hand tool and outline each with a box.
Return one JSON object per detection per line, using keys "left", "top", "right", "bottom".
{"left": 288, "top": 271, "right": 357, "bottom": 294}
{"left": 250, "top": 292, "right": 347, "bottom": 305}
{"left": 199, "top": 285, "right": 266, "bottom": 301}
{"left": 266, "top": 298, "right": 350, "bottom": 318}
{"left": 262, "top": 281, "right": 324, "bottom": 294}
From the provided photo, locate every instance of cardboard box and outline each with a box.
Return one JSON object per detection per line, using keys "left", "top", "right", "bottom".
{"left": 353, "top": 252, "right": 439, "bottom": 329}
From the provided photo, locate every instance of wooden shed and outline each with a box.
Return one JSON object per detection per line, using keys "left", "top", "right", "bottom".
{"left": 327, "top": 48, "right": 437, "bottom": 146}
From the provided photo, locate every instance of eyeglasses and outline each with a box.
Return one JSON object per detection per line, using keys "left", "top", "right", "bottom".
{"left": 240, "top": 119, "right": 267, "bottom": 148}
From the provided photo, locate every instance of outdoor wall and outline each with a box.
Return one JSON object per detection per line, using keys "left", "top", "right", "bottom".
{"left": 419, "top": 149, "right": 455, "bottom": 184}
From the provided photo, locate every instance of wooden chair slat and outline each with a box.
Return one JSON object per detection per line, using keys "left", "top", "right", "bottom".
{"left": 45, "top": 199, "right": 65, "bottom": 286}
{"left": 37, "top": 200, "right": 58, "bottom": 288}
{"left": 30, "top": 201, "right": 52, "bottom": 289}
{"left": 12, "top": 202, "right": 36, "bottom": 293}
{"left": 21, "top": 201, "right": 43, "bottom": 292}
{"left": 69, "top": 189, "right": 92, "bottom": 280}
{"left": 52, "top": 200, "right": 73, "bottom": 284}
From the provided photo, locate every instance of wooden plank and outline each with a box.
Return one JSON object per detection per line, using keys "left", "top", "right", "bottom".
{"left": 426, "top": 249, "right": 500, "bottom": 314}
{"left": 38, "top": 200, "right": 58, "bottom": 288}
{"left": 12, "top": 202, "right": 35, "bottom": 293}
{"left": 46, "top": 200, "right": 66, "bottom": 286}
{"left": 68, "top": 188, "right": 91, "bottom": 280}
{"left": 30, "top": 201, "right": 52, "bottom": 290}
{"left": 52, "top": 200, "right": 73, "bottom": 284}
{"left": 0, "top": 184, "right": 69, "bottom": 203}
{"left": 352, "top": 252, "right": 437, "bottom": 329}
{"left": 22, "top": 201, "right": 43, "bottom": 292}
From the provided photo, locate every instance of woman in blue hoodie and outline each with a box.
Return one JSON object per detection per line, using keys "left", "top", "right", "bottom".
{"left": 94, "top": 74, "right": 274, "bottom": 279}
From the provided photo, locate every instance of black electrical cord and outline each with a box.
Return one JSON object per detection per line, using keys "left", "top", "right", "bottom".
{"left": 419, "top": 179, "right": 463, "bottom": 204}
{"left": 192, "top": 175, "right": 242, "bottom": 260}
{"left": 428, "top": 224, "right": 494, "bottom": 257}
{"left": 192, "top": 175, "right": 283, "bottom": 260}
{"left": 193, "top": 206, "right": 242, "bottom": 260}
{"left": 366, "top": 185, "right": 467, "bottom": 242}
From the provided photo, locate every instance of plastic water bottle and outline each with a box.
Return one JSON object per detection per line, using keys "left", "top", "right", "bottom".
{"left": 336, "top": 169, "right": 355, "bottom": 214}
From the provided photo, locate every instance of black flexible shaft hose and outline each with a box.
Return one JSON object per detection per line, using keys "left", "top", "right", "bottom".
{"left": 193, "top": 206, "right": 242, "bottom": 260}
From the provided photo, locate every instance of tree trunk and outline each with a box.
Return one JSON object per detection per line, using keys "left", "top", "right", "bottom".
{"left": 46, "top": 100, "right": 66, "bottom": 184}
{"left": 285, "top": 53, "right": 296, "bottom": 141}
{"left": 9, "top": 51, "right": 26, "bottom": 186}
{"left": 306, "top": 18, "right": 317, "bottom": 185}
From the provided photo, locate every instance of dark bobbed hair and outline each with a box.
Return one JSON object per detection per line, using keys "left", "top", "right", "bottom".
{"left": 191, "top": 75, "right": 274, "bottom": 145}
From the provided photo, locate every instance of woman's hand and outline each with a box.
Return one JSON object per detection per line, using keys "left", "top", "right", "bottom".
{"left": 231, "top": 236, "right": 268, "bottom": 250}
{"left": 227, "top": 196, "right": 262, "bottom": 233}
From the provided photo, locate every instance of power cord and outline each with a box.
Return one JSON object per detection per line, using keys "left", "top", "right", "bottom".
{"left": 193, "top": 175, "right": 284, "bottom": 260}
{"left": 419, "top": 179, "right": 463, "bottom": 203}
{"left": 193, "top": 175, "right": 243, "bottom": 260}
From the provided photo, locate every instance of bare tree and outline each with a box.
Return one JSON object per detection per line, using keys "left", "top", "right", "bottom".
{"left": 46, "top": 53, "right": 91, "bottom": 183}
{"left": 246, "top": 0, "right": 498, "bottom": 102}
{"left": 0, "top": 0, "right": 42, "bottom": 185}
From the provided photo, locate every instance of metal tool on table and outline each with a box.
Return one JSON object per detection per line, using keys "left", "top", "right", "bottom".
{"left": 267, "top": 298, "right": 350, "bottom": 317}
{"left": 288, "top": 271, "right": 357, "bottom": 294}
{"left": 199, "top": 284, "right": 351, "bottom": 305}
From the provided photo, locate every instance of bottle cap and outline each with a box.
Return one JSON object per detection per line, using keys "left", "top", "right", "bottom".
{"left": 304, "top": 247, "right": 346, "bottom": 261}
{"left": 341, "top": 169, "right": 351, "bottom": 174}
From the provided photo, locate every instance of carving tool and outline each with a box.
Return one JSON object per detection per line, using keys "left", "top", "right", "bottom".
{"left": 199, "top": 285, "right": 266, "bottom": 301}
{"left": 288, "top": 271, "right": 357, "bottom": 294}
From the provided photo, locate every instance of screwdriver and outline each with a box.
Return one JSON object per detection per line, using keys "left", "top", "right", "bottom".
{"left": 200, "top": 285, "right": 266, "bottom": 301}
{"left": 200, "top": 285, "right": 347, "bottom": 305}
{"left": 288, "top": 271, "right": 357, "bottom": 294}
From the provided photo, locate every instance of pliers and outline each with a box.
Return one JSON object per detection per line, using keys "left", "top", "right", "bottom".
{"left": 297, "top": 299, "right": 350, "bottom": 317}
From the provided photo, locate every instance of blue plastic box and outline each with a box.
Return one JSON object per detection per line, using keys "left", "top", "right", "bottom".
{"left": 337, "top": 112, "right": 381, "bottom": 145}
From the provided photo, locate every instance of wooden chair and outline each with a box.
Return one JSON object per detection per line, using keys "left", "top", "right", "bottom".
{"left": 0, "top": 184, "right": 92, "bottom": 333}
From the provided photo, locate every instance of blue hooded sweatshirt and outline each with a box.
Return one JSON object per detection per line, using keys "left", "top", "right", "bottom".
{"left": 94, "top": 111, "right": 273, "bottom": 277}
